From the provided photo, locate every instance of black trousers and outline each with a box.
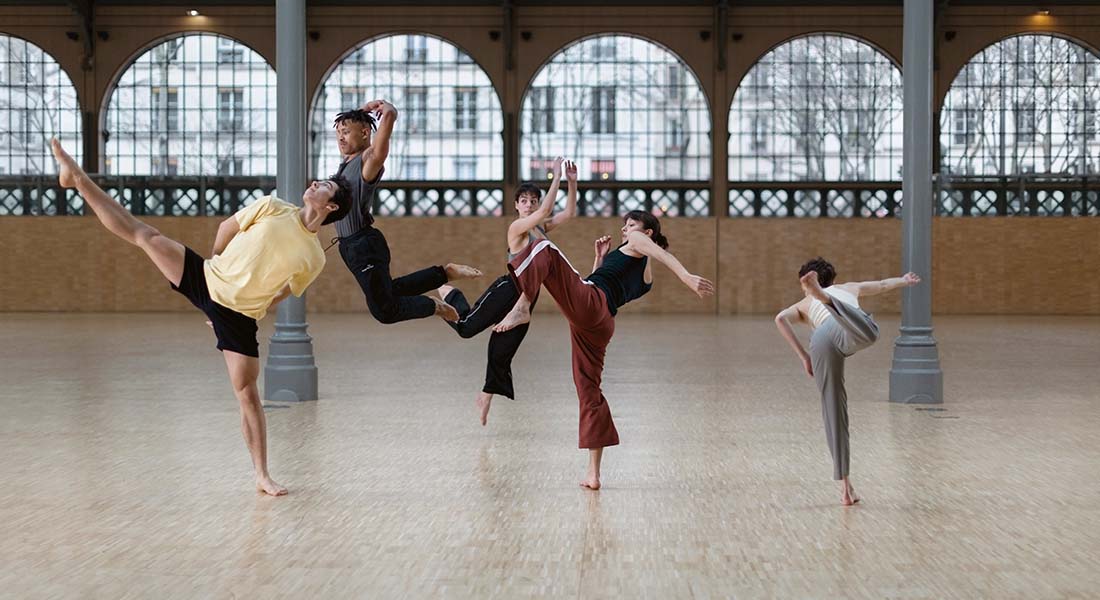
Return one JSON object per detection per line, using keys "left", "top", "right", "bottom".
{"left": 445, "top": 275, "right": 537, "bottom": 400}
{"left": 338, "top": 225, "right": 447, "bottom": 324}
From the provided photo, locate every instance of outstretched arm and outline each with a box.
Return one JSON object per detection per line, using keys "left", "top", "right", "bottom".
{"left": 623, "top": 231, "right": 714, "bottom": 298}
{"left": 775, "top": 301, "right": 813, "bottom": 378}
{"left": 507, "top": 156, "right": 563, "bottom": 246}
{"left": 360, "top": 99, "right": 398, "bottom": 182}
{"left": 211, "top": 216, "right": 240, "bottom": 256}
{"left": 848, "top": 272, "right": 921, "bottom": 297}
{"left": 545, "top": 160, "right": 577, "bottom": 233}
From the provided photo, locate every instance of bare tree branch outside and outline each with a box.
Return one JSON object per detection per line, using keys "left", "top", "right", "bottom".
{"left": 0, "top": 34, "right": 82, "bottom": 175}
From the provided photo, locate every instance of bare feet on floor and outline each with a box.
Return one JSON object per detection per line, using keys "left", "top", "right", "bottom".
{"left": 476, "top": 391, "right": 492, "bottom": 426}
{"left": 51, "top": 139, "right": 82, "bottom": 188}
{"left": 580, "top": 476, "right": 601, "bottom": 490}
{"left": 841, "top": 481, "right": 860, "bottom": 506}
{"left": 800, "top": 270, "right": 831, "bottom": 304}
{"left": 492, "top": 304, "right": 530, "bottom": 333}
{"left": 445, "top": 263, "right": 482, "bottom": 281}
{"left": 433, "top": 297, "right": 459, "bottom": 322}
{"left": 256, "top": 475, "right": 288, "bottom": 497}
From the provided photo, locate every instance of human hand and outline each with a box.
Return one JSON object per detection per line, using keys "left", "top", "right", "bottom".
{"left": 683, "top": 274, "right": 716, "bottom": 298}
{"left": 594, "top": 235, "right": 612, "bottom": 257}
{"left": 565, "top": 159, "right": 577, "bottom": 182}
{"left": 551, "top": 156, "right": 564, "bottom": 179}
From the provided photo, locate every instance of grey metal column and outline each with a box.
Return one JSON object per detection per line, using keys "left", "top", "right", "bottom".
{"left": 264, "top": 0, "right": 318, "bottom": 402}
{"left": 890, "top": 0, "right": 943, "bottom": 404}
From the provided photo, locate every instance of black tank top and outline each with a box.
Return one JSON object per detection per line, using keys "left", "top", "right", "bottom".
{"left": 585, "top": 245, "right": 652, "bottom": 316}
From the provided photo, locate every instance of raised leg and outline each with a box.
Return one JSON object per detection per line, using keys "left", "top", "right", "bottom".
{"left": 392, "top": 265, "right": 448, "bottom": 297}
{"left": 496, "top": 240, "right": 605, "bottom": 333}
{"left": 447, "top": 275, "right": 517, "bottom": 339}
{"left": 52, "top": 139, "right": 185, "bottom": 286}
{"left": 493, "top": 293, "right": 531, "bottom": 332}
{"left": 340, "top": 234, "right": 456, "bottom": 323}
{"left": 800, "top": 271, "right": 878, "bottom": 347}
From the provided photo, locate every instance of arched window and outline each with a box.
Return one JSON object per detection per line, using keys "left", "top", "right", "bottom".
{"left": 310, "top": 34, "right": 503, "bottom": 215}
{"left": 0, "top": 34, "right": 82, "bottom": 177}
{"left": 728, "top": 34, "right": 903, "bottom": 217}
{"left": 103, "top": 33, "right": 276, "bottom": 177}
{"left": 520, "top": 34, "right": 711, "bottom": 216}
{"left": 941, "top": 34, "right": 1100, "bottom": 180}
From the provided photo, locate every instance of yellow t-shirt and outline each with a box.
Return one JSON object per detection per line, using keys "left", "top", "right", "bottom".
{"left": 204, "top": 196, "right": 326, "bottom": 320}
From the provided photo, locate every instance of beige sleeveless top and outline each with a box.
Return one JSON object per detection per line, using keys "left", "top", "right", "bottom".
{"left": 808, "top": 286, "right": 860, "bottom": 328}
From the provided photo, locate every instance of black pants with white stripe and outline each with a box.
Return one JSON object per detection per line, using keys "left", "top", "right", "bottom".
{"left": 445, "top": 275, "right": 537, "bottom": 400}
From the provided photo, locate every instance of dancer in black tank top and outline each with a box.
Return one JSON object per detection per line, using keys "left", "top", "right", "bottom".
{"left": 437, "top": 158, "right": 578, "bottom": 425}
{"left": 494, "top": 211, "right": 715, "bottom": 490}
{"left": 330, "top": 103, "right": 482, "bottom": 325}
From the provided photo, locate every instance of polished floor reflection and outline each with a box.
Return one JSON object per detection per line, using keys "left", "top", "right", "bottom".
{"left": 1, "top": 313, "right": 1097, "bottom": 598}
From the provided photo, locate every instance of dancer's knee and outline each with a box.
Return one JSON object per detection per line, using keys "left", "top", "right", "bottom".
{"left": 369, "top": 306, "right": 401, "bottom": 324}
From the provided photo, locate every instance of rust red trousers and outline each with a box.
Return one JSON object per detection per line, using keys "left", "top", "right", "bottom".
{"left": 509, "top": 240, "right": 619, "bottom": 449}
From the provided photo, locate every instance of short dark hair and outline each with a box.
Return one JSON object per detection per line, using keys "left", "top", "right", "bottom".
{"left": 333, "top": 109, "right": 376, "bottom": 132}
{"left": 798, "top": 257, "right": 836, "bottom": 287}
{"left": 623, "top": 210, "right": 669, "bottom": 249}
{"left": 322, "top": 175, "right": 353, "bottom": 225}
{"left": 514, "top": 183, "right": 542, "bottom": 203}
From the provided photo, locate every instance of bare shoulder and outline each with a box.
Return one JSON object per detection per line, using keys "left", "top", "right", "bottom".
{"left": 793, "top": 297, "right": 812, "bottom": 320}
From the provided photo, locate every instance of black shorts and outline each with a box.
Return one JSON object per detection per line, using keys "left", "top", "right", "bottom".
{"left": 171, "top": 247, "right": 259, "bottom": 357}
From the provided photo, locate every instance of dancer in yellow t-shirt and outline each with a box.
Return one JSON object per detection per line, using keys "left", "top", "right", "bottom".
{"left": 50, "top": 139, "right": 350, "bottom": 497}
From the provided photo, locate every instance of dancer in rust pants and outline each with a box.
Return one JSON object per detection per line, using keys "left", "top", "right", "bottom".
{"left": 494, "top": 210, "right": 714, "bottom": 490}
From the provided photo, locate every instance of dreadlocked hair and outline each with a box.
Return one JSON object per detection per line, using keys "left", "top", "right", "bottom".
{"left": 333, "top": 108, "right": 376, "bottom": 132}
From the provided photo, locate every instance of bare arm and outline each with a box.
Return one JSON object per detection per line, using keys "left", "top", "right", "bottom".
{"left": 623, "top": 231, "right": 714, "bottom": 298}
{"left": 545, "top": 160, "right": 577, "bottom": 233}
{"left": 592, "top": 235, "right": 612, "bottom": 272}
{"left": 508, "top": 156, "right": 562, "bottom": 249}
{"left": 360, "top": 100, "right": 398, "bottom": 182}
{"left": 211, "top": 216, "right": 240, "bottom": 256}
{"left": 775, "top": 301, "right": 813, "bottom": 378}
{"left": 849, "top": 272, "right": 921, "bottom": 297}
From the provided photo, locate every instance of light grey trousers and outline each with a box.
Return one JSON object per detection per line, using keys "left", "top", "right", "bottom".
{"left": 808, "top": 297, "right": 880, "bottom": 480}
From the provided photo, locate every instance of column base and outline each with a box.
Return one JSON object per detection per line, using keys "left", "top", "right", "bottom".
{"left": 889, "top": 327, "right": 943, "bottom": 404}
{"left": 263, "top": 325, "right": 318, "bottom": 402}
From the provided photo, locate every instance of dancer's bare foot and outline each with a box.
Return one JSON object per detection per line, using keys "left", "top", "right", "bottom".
{"left": 476, "top": 391, "right": 492, "bottom": 426}
{"left": 492, "top": 304, "right": 530, "bottom": 333}
{"left": 445, "top": 263, "right": 482, "bottom": 281}
{"left": 841, "top": 480, "right": 860, "bottom": 506}
{"left": 581, "top": 448, "right": 603, "bottom": 490}
{"left": 433, "top": 297, "right": 459, "bottom": 322}
{"left": 437, "top": 284, "right": 455, "bottom": 300}
{"left": 256, "top": 475, "right": 288, "bottom": 496}
{"left": 51, "top": 138, "right": 83, "bottom": 188}
{"left": 800, "top": 270, "right": 831, "bottom": 304}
